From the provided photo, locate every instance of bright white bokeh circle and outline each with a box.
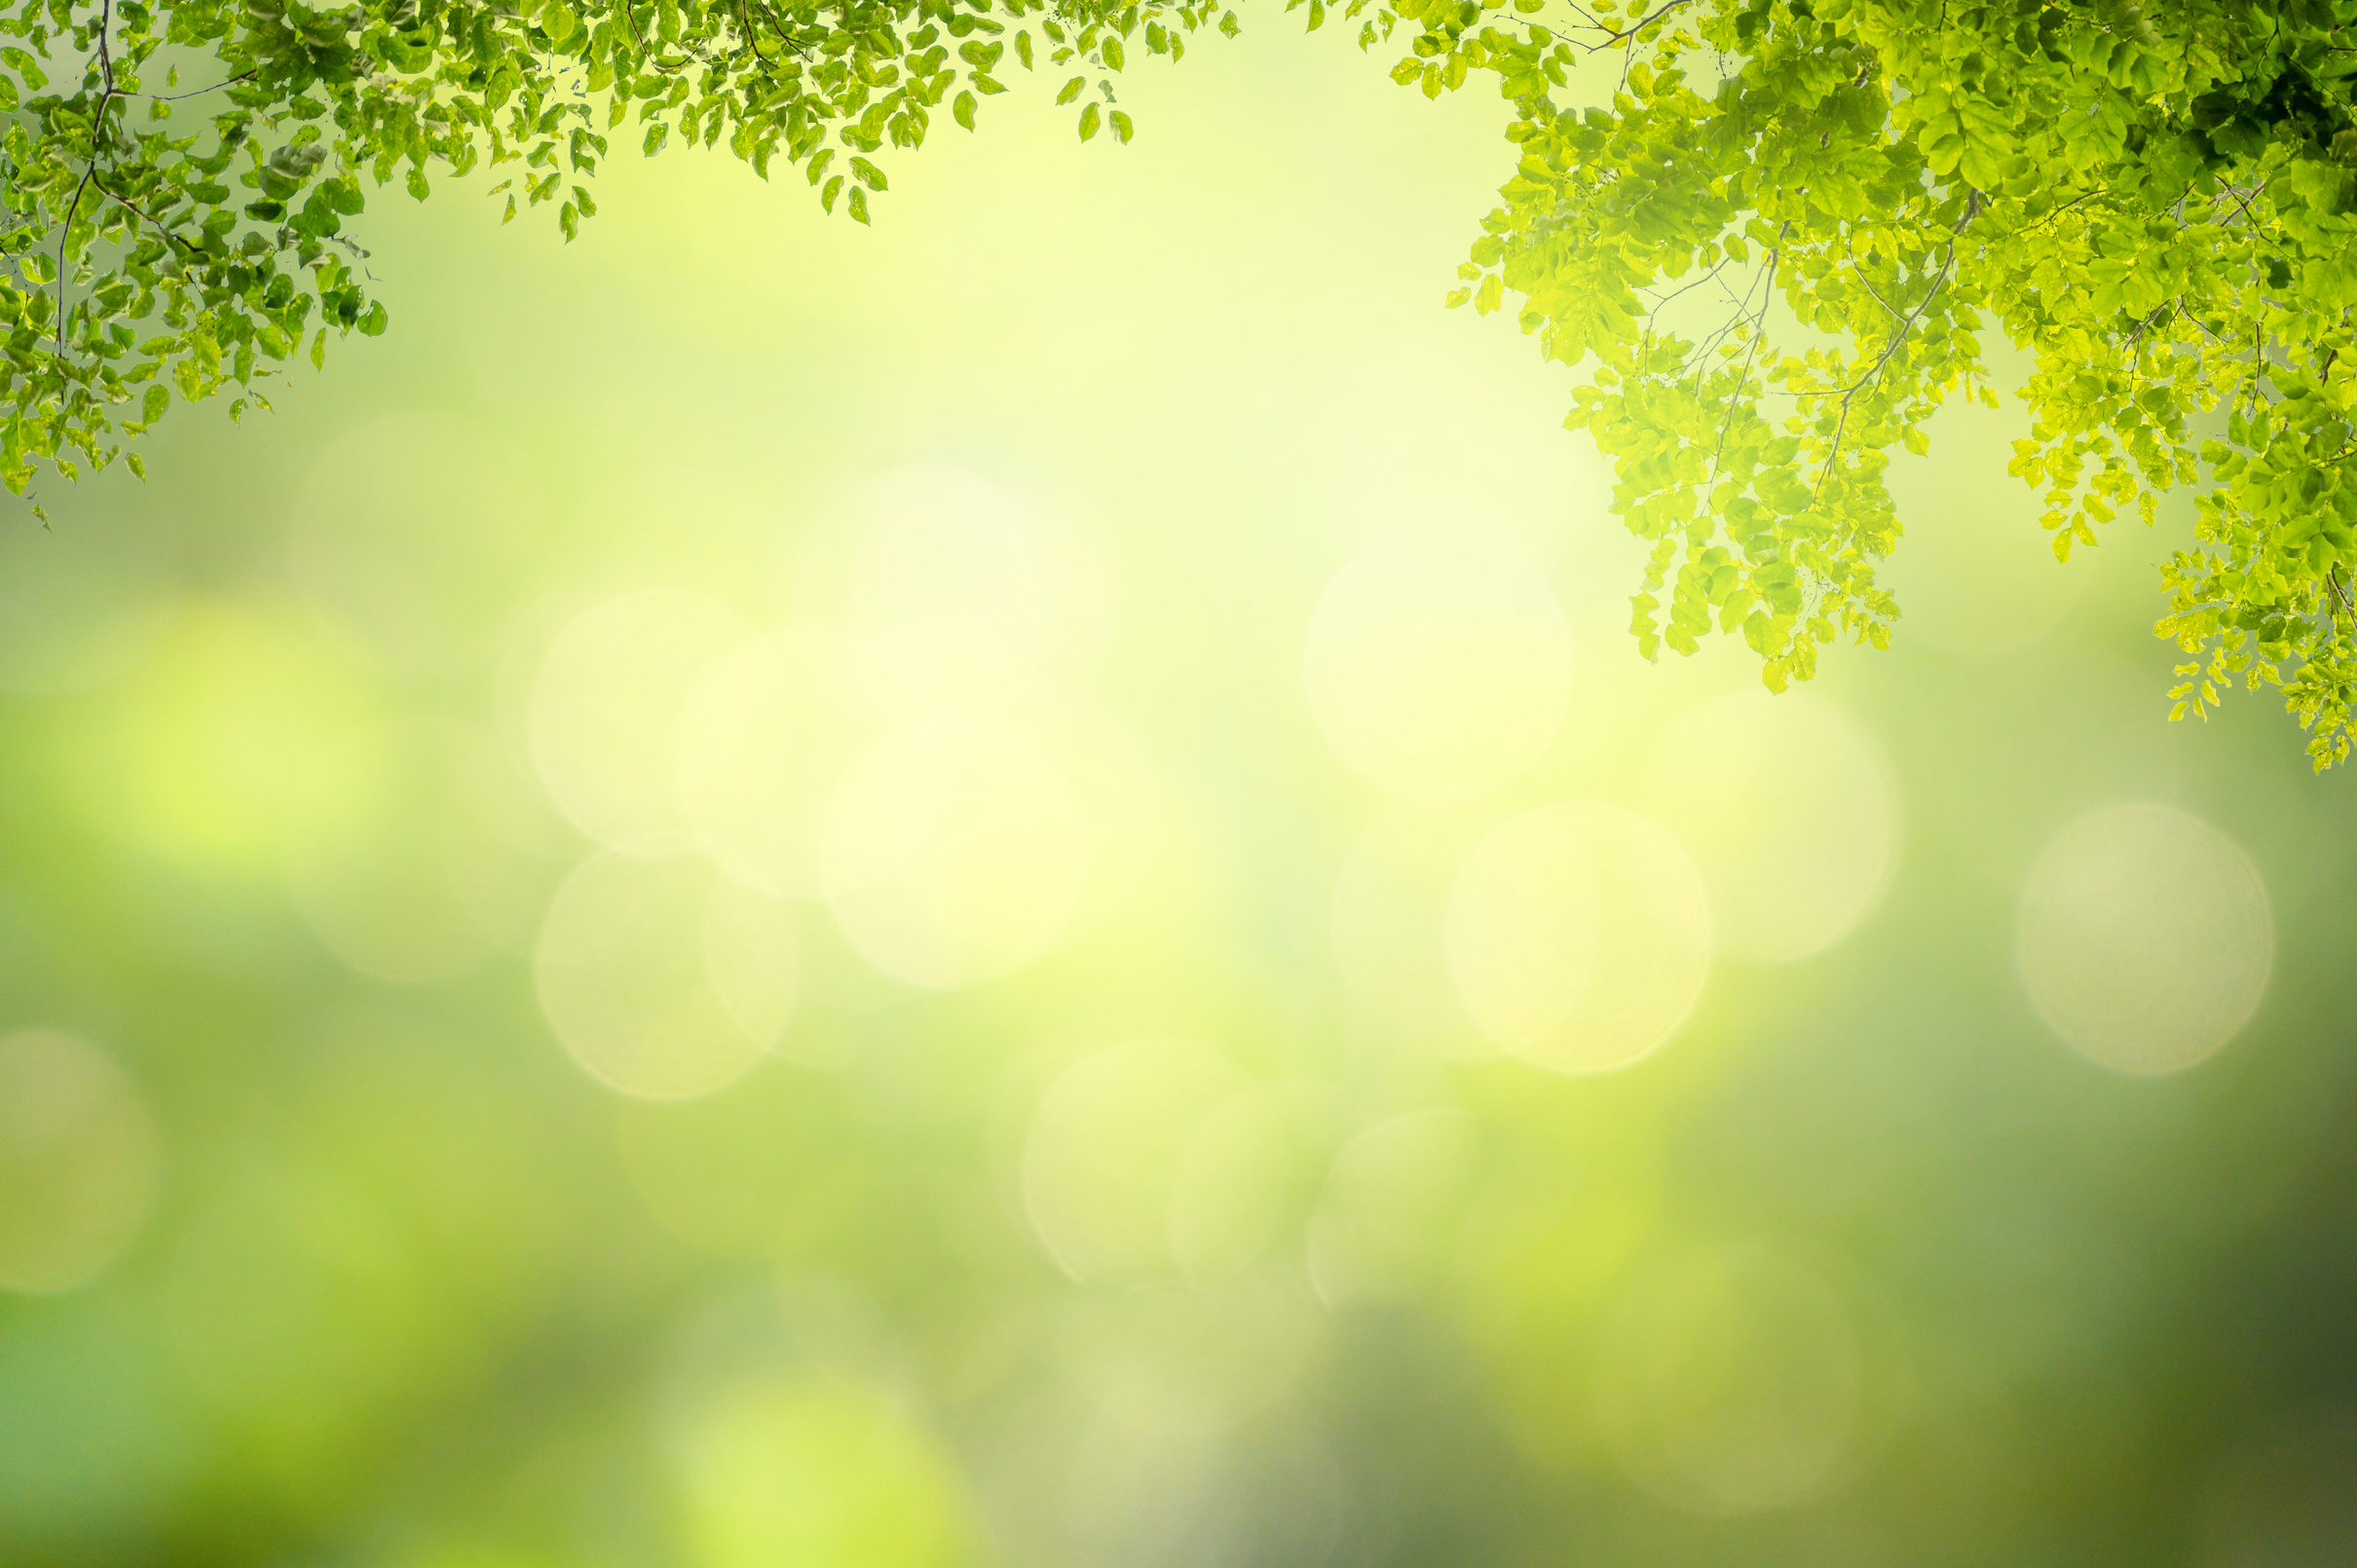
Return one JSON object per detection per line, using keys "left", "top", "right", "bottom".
{"left": 2017, "top": 803, "right": 2272, "bottom": 1075}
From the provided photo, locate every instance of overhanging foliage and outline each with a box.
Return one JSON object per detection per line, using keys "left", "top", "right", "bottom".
{"left": 9, "top": 0, "right": 2357, "bottom": 763}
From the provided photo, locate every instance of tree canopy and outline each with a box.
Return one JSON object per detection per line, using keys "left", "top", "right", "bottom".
{"left": 9, "top": 0, "right": 2357, "bottom": 763}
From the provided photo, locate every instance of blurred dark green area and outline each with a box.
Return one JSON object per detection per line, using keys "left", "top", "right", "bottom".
{"left": 3, "top": 25, "right": 2356, "bottom": 1568}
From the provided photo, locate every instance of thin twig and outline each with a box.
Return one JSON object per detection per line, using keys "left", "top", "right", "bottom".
{"left": 1815, "top": 192, "right": 1978, "bottom": 499}
{"left": 57, "top": 0, "right": 119, "bottom": 356}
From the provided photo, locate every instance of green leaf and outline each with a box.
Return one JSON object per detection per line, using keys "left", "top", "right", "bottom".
{"left": 954, "top": 90, "right": 977, "bottom": 130}
{"left": 1110, "top": 110, "right": 1134, "bottom": 144}
{"left": 1057, "top": 75, "right": 1085, "bottom": 105}
{"left": 1078, "top": 102, "right": 1101, "bottom": 142}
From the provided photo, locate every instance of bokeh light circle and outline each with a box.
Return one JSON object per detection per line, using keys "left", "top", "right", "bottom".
{"left": 1642, "top": 691, "right": 1900, "bottom": 964}
{"left": 1445, "top": 802, "right": 1711, "bottom": 1072}
{"left": 1305, "top": 1109, "right": 1477, "bottom": 1307}
{"left": 799, "top": 464, "right": 1116, "bottom": 710}
{"left": 528, "top": 589, "right": 756, "bottom": 850}
{"left": 2017, "top": 803, "right": 2272, "bottom": 1075}
{"left": 819, "top": 719, "right": 1089, "bottom": 989}
{"left": 1021, "top": 1040, "right": 1284, "bottom": 1288}
{"left": 535, "top": 850, "right": 798, "bottom": 1100}
{"left": 676, "top": 630, "right": 876, "bottom": 900}
{"left": 1304, "top": 554, "right": 1572, "bottom": 800}
{"left": 0, "top": 1031, "right": 161, "bottom": 1294}
{"left": 1594, "top": 1242, "right": 1865, "bottom": 1515}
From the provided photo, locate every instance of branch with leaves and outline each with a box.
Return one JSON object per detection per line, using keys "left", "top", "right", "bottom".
{"left": 17, "top": 0, "right": 2357, "bottom": 768}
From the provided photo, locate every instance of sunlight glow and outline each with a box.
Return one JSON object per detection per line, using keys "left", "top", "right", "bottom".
{"left": 819, "top": 718, "right": 1089, "bottom": 989}
{"left": 528, "top": 589, "right": 757, "bottom": 851}
{"left": 800, "top": 465, "right": 1114, "bottom": 715}
{"left": 1304, "top": 554, "right": 1572, "bottom": 801}
{"left": 676, "top": 630, "right": 873, "bottom": 900}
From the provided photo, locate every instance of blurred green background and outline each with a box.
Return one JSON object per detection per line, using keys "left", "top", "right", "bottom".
{"left": 4, "top": 23, "right": 2356, "bottom": 1568}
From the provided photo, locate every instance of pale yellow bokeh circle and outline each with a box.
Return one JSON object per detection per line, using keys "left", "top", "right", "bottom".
{"left": 675, "top": 630, "right": 879, "bottom": 900}
{"left": 1305, "top": 1109, "right": 1477, "bottom": 1308}
{"left": 819, "top": 719, "right": 1089, "bottom": 989}
{"left": 1642, "top": 691, "right": 1899, "bottom": 964}
{"left": 1595, "top": 1242, "right": 1865, "bottom": 1515}
{"left": 844, "top": 467, "right": 1108, "bottom": 686}
{"left": 797, "top": 464, "right": 1115, "bottom": 712}
{"left": 1021, "top": 1039, "right": 1280, "bottom": 1288}
{"left": 1165, "top": 1084, "right": 1299, "bottom": 1287}
{"left": 1446, "top": 802, "right": 1711, "bottom": 1072}
{"left": 535, "top": 851, "right": 798, "bottom": 1100}
{"left": 0, "top": 1030, "right": 161, "bottom": 1294}
{"left": 2017, "top": 803, "right": 2272, "bottom": 1075}
{"left": 528, "top": 589, "right": 756, "bottom": 850}
{"left": 1304, "top": 554, "right": 1572, "bottom": 800}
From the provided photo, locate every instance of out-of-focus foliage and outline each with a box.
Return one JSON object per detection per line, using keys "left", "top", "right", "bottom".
{"left": 3, "top": 28, "right": 2356, "bottom": 1568}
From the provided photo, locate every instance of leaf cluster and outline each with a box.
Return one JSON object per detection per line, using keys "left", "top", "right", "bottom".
{"left": 24, "top": 0, "right": 2357, "bottom": 768}
{"left": 1419, "top": 0, "right": 2357, "bottom": 766}
{"left": 0, "top": 0, "right": 1227, "bottom": 504}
